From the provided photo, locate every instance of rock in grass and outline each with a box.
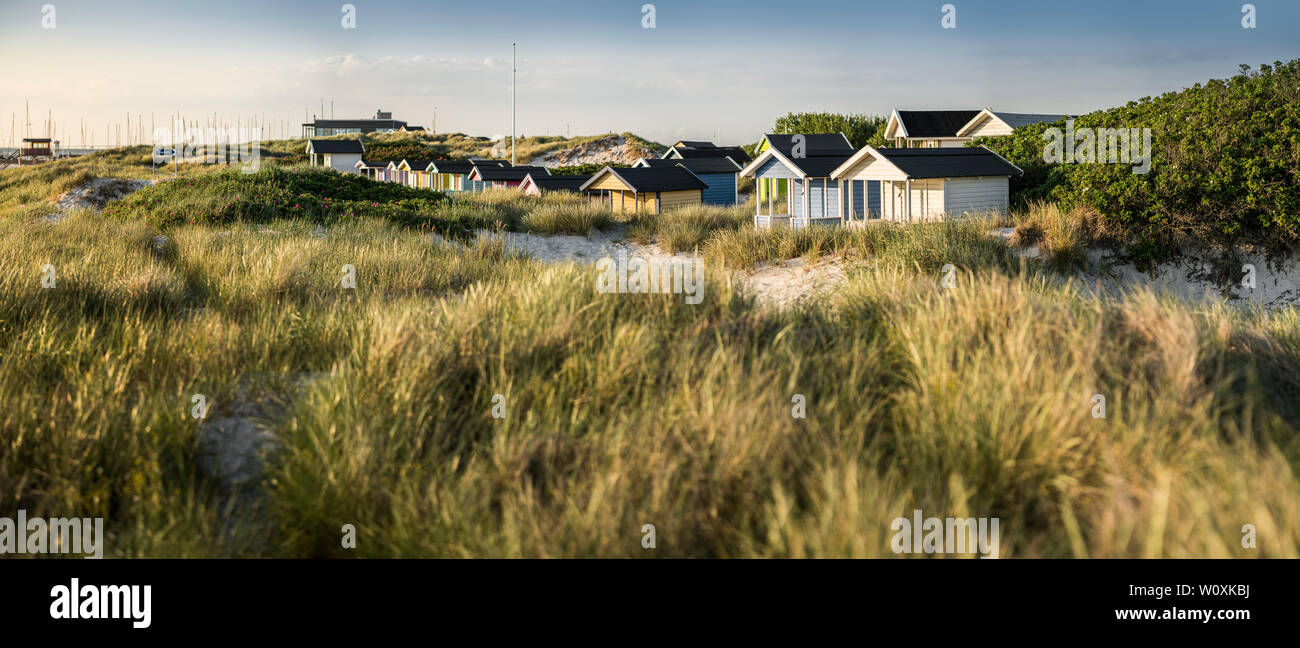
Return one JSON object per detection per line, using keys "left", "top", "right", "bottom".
{"left": 150, "top": 235, "right": 175, "bottom": 261}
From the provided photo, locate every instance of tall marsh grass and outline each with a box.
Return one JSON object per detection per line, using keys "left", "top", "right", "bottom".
{"left": 2, "top": 210, "right": 1297, "bottom": 557}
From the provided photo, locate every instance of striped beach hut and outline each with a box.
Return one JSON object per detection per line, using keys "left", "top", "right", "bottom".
{"left": 633, "top": 157, "right": 740, "bottom": 205}
{"left": 740, "top": 133, "right": 878, "bottom": 228}
{"left": 579, "top": 166, "right": 706, "bottom": 214}
{"left": 398, "top": 159, "right": 436, "bottom": 189}
{"left": 385, "top": 161, "right": 406, "bottom": 184}
{"left": 426, "top": 160, "right": 475, "bottom": 191}
{"left": 354, "top": 159, "right": 391, "bottom": 181}
{"left": 830, "top": 146, "right": 1023, "bottom": 222}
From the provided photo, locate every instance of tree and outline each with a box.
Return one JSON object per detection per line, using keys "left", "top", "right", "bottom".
{"left": 768, "top": 112, "right": 887, "bottom": 147}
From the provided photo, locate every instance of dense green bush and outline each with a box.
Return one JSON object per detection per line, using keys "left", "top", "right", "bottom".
{"left": 980, "top": 61, "right": 1300, "bottom": 257}
{"left": 105, "top": 166, "right": 471, "bottom": 238}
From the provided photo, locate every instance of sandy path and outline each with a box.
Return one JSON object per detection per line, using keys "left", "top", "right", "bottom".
{"left": 475, "top": 227, "right": 848, "bottom": 308}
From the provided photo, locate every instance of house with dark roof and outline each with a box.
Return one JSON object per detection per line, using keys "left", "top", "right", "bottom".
{"left": 633, "top": 157, "right": 741, "bottom": 205}
{"left": 830, "top": 146, "right": 1023, "bottom": 222}
{"left": 751, "top": 133, "right": 858, "bottom": 204}
{"left": 662, "top": 140, "right": 751, "bottom": 165}
{"left": 740, "top": 133, "right": 877, "bottom": 228}
{"left": 882, "top": 110, "right": 982, "bottom": 148}
{"left": 301, "top": 109, "right": 408, "bottom": 138}
{"left": 306, "top": 139, "right": 365, "bottom": 173}
{"left": 579, "top": 166, "right": 707, "bottom": 214}
{"left": 955, "top": 109, "right": 1070, "bottom": 139}
{"left": 520, "top": 173, "right": 591, "bottom": 196}
{"left": 467, "top": 165, "right": 550, "bottom": 190}
{"left": 354, "top": 159, "right": 393, "bottom": 181}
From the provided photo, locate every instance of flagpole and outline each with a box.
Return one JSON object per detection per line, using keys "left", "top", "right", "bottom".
{"left": 511, "top": 43, "right": 516, "bottom": 166}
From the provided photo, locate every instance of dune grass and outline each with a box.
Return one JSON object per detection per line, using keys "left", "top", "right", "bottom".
{"left": 628, "top": 203, "right": 753, "bottom": 253}
{"left": 1009, "top": 201, "right": 1107, "bottom": 272}
{"left": 2, "top": 207, "right": 1297, "bottom": 558}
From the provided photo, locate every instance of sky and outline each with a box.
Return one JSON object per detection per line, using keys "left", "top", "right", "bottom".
{"left": 1, "top": 0, "right": 1298, "bottom": 147}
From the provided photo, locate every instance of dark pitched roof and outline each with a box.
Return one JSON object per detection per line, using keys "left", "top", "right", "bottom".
{"left": 895, "top": 110, "right": 981, "bottom": 138}
{"left": 674, "top": 146, "right": 750, "bottom": 162}
{"left": 428, "top": 160, "right": 475, "bottom": 174}
{"left": 308, "top": 139, "right": 365, "bottom": 154}
{"left": 357, "top": 159, "right": 392, "bottom": 168}
{"left": 637, "top": 157, "right": 740, "bottom": 173}
{"left": 470, "top": 158, "right": 509, "bottom": 166}
{"left": 473, "top": 166, "right": 549, "bottom": 182}
{"left": 400, "top": 159, "right": 436, "bottom": 170}
{"left": 525, "top": 174, "right": 591, "bottom": 191}
{"left": 763, "top": 133, "right": 854, "bottom": 156}
{"left": 580, "top": 167, "right": 707, "bottom": 193}
{"left": 873, "top": 147, "right": 1022, "bottom": 179}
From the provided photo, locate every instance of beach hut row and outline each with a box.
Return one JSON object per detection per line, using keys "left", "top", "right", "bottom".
{"left": 310, "top": 108, "right": 1058, "bottom": 223}
{"left": 349, "top": 157, "right": 555, "bottom": 192}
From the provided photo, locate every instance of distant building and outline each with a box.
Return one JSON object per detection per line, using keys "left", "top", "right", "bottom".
{"left": 18, "top": 137, "right": 58, "bottom": 165}
{"left": 305, "top": 139, "right": 365, "bottom": 173}
{"left": 301, "top": 109, "right": 409, "bottom": 138}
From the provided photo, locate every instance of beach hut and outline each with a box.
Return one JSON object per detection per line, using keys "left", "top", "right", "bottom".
{"left": 752, "top": 133, "right": 855, "bottom": 205}
{"left": 579, "top": 166, "right": 706, "bottom": 214}
{"left": 882, "top": 110, "right": 981, "bottom": 148}
{"left": 353, "top": 159, "right": 392, "bottom": 181}
{"left": 740, "top": 133, "right": 875, "bottom": 228}
{"left": 384, "top": 161, "right": 407, "bottom": 184}
{"left": 426, "top": 160, "right": 474, "bottom": 191}
{"left": 633, "top": 157, "right": 740, "bottom": 205}
{"left": 467, "top": 165, "right": 550, "bottom": 190}
{"left": 520, "top": 173, "right": 591, "bottom": 196}
{"left": 398, "top": 159, "right": 436, "bottom": 189}
{"left": 829, "top": 146, "right": 1023, "bottom": 222}
{"left": 955, "top": 109, "right": 1070, "bottom": 139}
{"left": 306, "top": 139, "right": 365, "bottom": 172}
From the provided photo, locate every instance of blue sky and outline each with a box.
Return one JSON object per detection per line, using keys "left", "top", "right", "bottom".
{"left": 2, "top": 0, "right": 1297, "bottom": 146}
